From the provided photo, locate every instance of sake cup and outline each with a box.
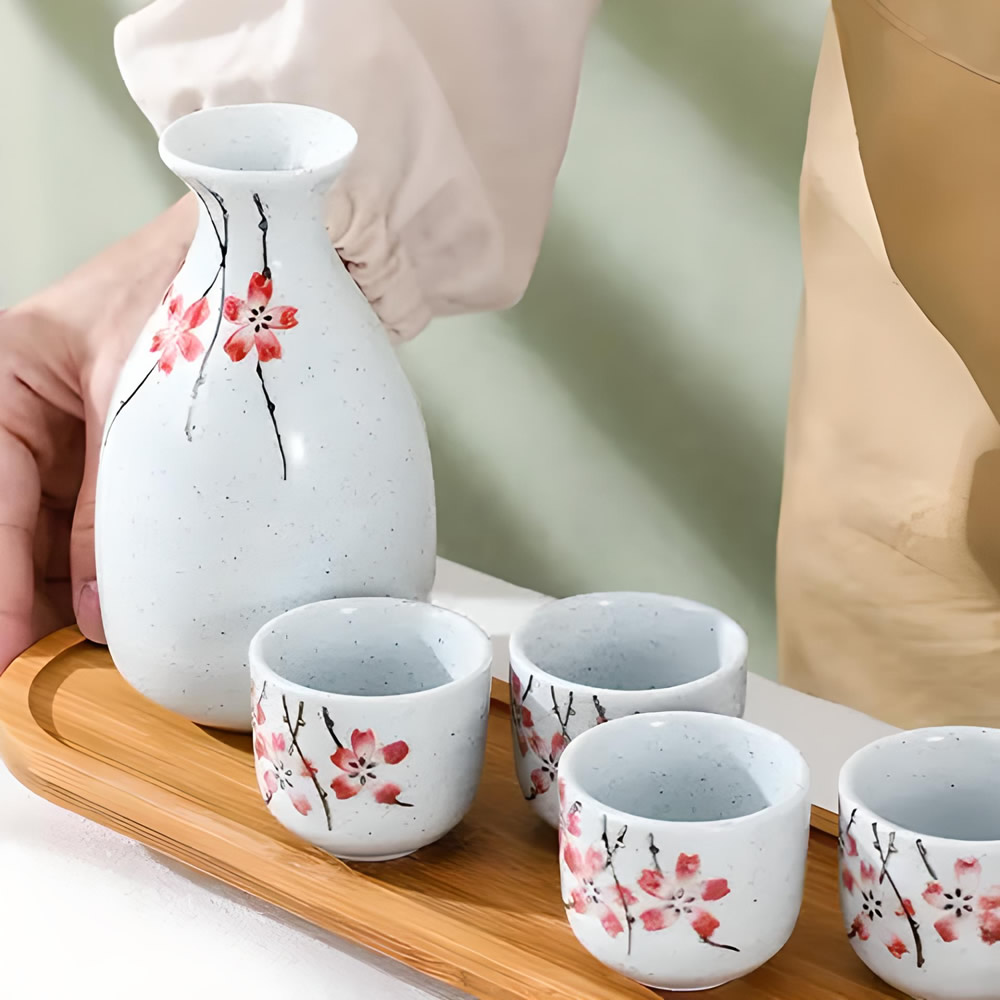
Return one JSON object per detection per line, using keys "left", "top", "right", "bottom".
{"left": 839, "top": 727, "right": 1000, "bottom": 1000}
{"left": 557, "top": 711, "right": 810, "bottom": 990}
{"left": 509, "top": 592, "right": 748, "bottom": 826}
{"left": 248, "top": 598, "right": 492, "bottom": 861}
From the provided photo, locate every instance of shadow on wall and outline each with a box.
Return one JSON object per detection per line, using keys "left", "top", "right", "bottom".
{"left": 500, "top": 210, "right": 783, "bottom": 603}
{"left": 18, "top": 0, "right": 164, "bottom": 177}
{"left": 602, "top": 0, "right": 819, "bottom": 204}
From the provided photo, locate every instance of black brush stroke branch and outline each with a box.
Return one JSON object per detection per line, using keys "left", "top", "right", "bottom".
{"left": 551, "top": 686, "right": 574, "bottom": 741}
{"left": 254, "top": 679, "right": 267, "bottom": 721}
{"left": 916, "top": 839, "right": 937, "bottom": 881}
{"left": 872, "top": 822, "right": 924, "bottom": 967}
{"left": 602, "top": 816, "right": 634, "bottom": 955}
{"left": 103, "top": 360, "right": 158, "bottom": 445}
{"left": 185, "top": 183, "right": 229, "bottom": 441}
{"left": 185, "top": 183, "right": 228, "bottom": 428}
{"left": 253, "top": 192, "right": 271, "bottom": 279}
{"left": 838, "top": 807, "right": 858, "bottom": 854}
{"left": 281, "top": 695, "right": 331, "bottom": 831}
{"left": 256, "top": 361, "right": 287, "bottom": 480}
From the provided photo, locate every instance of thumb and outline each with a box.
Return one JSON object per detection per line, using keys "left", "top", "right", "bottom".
{"left": 71, "top": 376, "right": 111, "bottom": 645}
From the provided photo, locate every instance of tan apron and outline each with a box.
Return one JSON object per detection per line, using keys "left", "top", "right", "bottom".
{"left": 778, "top": 1, "right": 1000, "bottom": 728}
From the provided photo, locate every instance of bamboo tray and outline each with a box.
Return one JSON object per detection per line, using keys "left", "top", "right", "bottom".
{"left": 0, "top": 628, "right": 903, "bottom": 999}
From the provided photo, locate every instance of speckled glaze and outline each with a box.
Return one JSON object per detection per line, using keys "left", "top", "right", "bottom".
{"left": 96, "top": 105, "right": 435, "bottom": 729}
{"left": 248, "top": 598, "right": 491, "bottom": 860}
{"left": 838, "top": 727, "right": 1000, "bottom": 1000}
{"left": 509, "top": 593, "right": 747, "bottom": 827}
{"left": 557, "top": 711, "right": 810, "bottom": 991}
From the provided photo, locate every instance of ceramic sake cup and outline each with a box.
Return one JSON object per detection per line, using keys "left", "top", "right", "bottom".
{"left": 248, "top": 598, "right": 492, "bottom": 861}
{"left": 557, "top": 711, "right": 810, "bottom": 990}
{"left": 509, "top": 592, "right": 748, "bottom": 826}
{"left": 838, "top": 727, "right": 1000, "bottom": 1000}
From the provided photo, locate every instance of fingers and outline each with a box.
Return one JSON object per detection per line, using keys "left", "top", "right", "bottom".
{"left": 0, "top": 431, "right": 41, "bottom": 672}
{"left": 70, "top": 389, "right": 106, "bottom": 645}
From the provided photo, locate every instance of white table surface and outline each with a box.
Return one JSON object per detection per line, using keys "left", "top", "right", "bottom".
{"left": 0, "top": 559, "right": 897, "bottom": 999}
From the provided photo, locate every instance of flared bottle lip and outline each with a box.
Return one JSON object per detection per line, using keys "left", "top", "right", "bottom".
{"left": 158, "top": 103, "right": 358, "bottom": 189}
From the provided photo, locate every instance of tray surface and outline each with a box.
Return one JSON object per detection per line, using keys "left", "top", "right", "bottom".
{"left": 0, "top": 629, "right": 903, "bottom": 999}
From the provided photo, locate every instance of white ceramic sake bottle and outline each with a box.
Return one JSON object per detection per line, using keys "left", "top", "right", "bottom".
{"left": 96, "top": 104, "right": 436, "bottom": 730}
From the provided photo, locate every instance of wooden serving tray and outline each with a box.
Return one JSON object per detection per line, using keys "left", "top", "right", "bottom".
{"left": 0, "top": 629, "right": 902, "bottom": 999}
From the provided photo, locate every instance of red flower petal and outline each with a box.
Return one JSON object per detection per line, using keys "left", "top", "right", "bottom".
{"left": 598, "top": 905, "right": 624, "bottom": 938}
{"left": 253, "top": 734, "right": 267, "bottom": 760}
{"left": 615, "top": 885, "right": 638, "bottom": 906}
{"left": 842, "top": 868, "right": 856, "bottom": 894}
{"left": 564, "top": 808, "right": 581, "bottom": 837}
{"left": 859, "top": 861, "right": 877, "bottom": 884}
{"left": 530, "top": 768, "right": 550, "bottom": 795}
{"left": 330, "top": 747, "right": 358, "bottom": 773}
{"left": 690, "top": 908, "right": 720, "bottom": 940}
{"left": 157, "top": 343, "right": 177, "bottom": 374}
{"left": 979, "top": 890, "right": 1000, "bottom": 912}
{"left": 351, "top": 729, "right": 376, "bottom": 759}
{"left": 262, "top": 770, "right": 278, "bottom": 795}
{"left": 845, "top": 832, "right": 858, "bottom": 857}
{"left": 980, "top": 910, "right": 1000, "bottom": 945}
{"left": 255, "top": 701, "right": 266, "bottom": 725}
{"left": 223, "top": 325, "right": 255, "bottom": 362}
{"left": 851, "top": 914, "right": 870, "bottom": 941}
{"left": 331, "top": 775, "right": 360, "bottom": 799}
{"left": 374, "top": 782, "right": 404, "bottom": 805}
{"left": 223, "top": 295, "right": 245, "bottom": 322}
{"left": 676, "top": 853, "right": 701, "bottom": 882}
{"left": 254, "top": 328, "right": 283, "bottom": 363}
{"left": 562, "top": 842, "right": 584, "bottom": 876}
{"left": 638, "top": 868, "right": 670, "bottom": 899}
{"left": 521, "top": 706, "right": 534, "bottom": 728}
{"left": 884, "top": 935, "right": 908, "bottom": 960}
{"left": 167, "top": 294, "right": 184, "bottom": 320}
{"left": 558, "top": 779, "right": 566, "bottom": 806}
{"left": 640, "top": 906, "right": 678, "bottom": 931}
{"left": 300, "top": 757, "right": 318, "bottom": 778}
{"left": 897, "top": 899, "right": 915, "bottom": 918}
{"left": 569, "top": 888, "right": 588, "bottom": 914}
{"left": 181, "top": 296, "right": 210, "bottom": 331}
{"left": 289, "top": 793, "right": 312, "bottom": 816}
{"left": 515, "top": 727, "right": 529, "bottom": 757}
{"left": 511, "top": 672, "right": 523, "bottom": 699}
{"left": 550, "top": 731, "right": 568, "bottom": 760}
{"left": 270, "top": 733, "right": 286, "bottom": 753}
{"left": 934, "top": 915, "right": 960, "bottom": 943}
{"left": 380, "top": 740, "right": 409, "bottom": 765}
{"left": 176, "top": 331, "right": 205, "bottom": 363}
{"left": 247, "top": 272, "right": 273, "bottom": 309}
{"left": 268, "top": 305, "right": 298, "bottom": 330}
{"left": 527, "top": 730, "right": 547, "bottom": 758}
{"left": 701, "top": 878, "right": 730, "bottom": 902}
{"left": 955, "top": 858, "right": 982, "bottom": 895}
{"left": 581, "top": 846, "right": 604, "bottom": 881}
{"left": 923, "top": 882, "right": 947, "bottom": 909}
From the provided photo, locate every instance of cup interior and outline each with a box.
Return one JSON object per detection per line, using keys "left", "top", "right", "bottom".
{"left": 563, "top": 712, "right": 808, "bottom": 822}
{"left": 512, "top": 593, "right": 746, "bottom": 691}
{"left": 842, "top": 728, "right": 1000, "bottom": 841}
{"left": 251, "top": 599, "right": 490, "bottom": 697}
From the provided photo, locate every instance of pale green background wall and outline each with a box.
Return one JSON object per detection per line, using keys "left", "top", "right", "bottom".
{"left": 0, "top": 0, "right": 828, "bottom": 677}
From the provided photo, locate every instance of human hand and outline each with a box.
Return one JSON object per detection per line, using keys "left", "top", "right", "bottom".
{"left": 0, "top": 196, "right": 197, "bottom": 672}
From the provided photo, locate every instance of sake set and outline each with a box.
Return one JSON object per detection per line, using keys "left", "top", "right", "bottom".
{"left": 82, "top": 103, "right": 999, "bottom": 997}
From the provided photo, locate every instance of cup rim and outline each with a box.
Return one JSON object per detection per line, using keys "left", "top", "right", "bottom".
{"left": 558, "top": 710, "right": 810, "bottom": 830}
{"left": 508, "top": 591, "right": 748, "bottom": 697}
{"left": 248, "top": 597, "right": 493, "bottom": 706}
{"left": 839, "top": 725, "right": 1000, "bottom": 846}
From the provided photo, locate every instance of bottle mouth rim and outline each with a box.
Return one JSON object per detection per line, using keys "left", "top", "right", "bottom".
{"left": 159, "top": 103, "right": 358, "bottom": 186}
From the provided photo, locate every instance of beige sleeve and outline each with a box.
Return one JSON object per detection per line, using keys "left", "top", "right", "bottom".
{"left": 115, "top": 0, "right": 598, "bottom": 340}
